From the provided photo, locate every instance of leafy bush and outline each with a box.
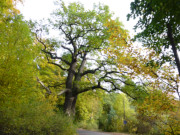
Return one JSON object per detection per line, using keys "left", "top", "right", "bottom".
{"left": 0, "top": 95, "right": 76, "bottom": 135}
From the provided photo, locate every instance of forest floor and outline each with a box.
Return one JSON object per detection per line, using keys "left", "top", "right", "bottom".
{"left": 77, "top": 129, "right": 130, "bottom": 135}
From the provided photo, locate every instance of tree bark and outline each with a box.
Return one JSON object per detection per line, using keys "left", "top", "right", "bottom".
{"left": 167, "top": 24, "right": 180, "bottom": 77}
{"left": 63, "top": 55, "right": 87, "bottom": 116}
{"left": 64, "top": 59, "right": 78, "bottom": 116}
{"left": 64, "top": 91, "right": 77, "bottom": 116}
{"left": 167, "top": 24, "right": 180, "bottom": 99}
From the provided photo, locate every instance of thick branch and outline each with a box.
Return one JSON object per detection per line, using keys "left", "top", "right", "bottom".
{"left": 59, "top": 24, "right": 72, "bottom": 41}
{"left": 43, "top": 50, "right": 71, "bottom": 65}
{"left": 35, "top": 33, "right": 47, "bottom": 50}
{"left": 72, "top": 26, "right": 103, "bottom": 41}
{"left": 62, "top": 45, "right": 73, "bottom": 56}
{"left": 81, "top": 63, "right": 105, "bottom": 76}
{"left": 78, "top": 53, "right": 87, "bottom": 74}
{"left": 77, "top": 81, "right": 102, "bottom": 94}
{"left": 36, "top": 32, "right": 71, "bottom": 66}
{"left": 59, "top": 24, "right": 77, "bottom": 55}
{"left": 103, "top": 79, "right": 137, "bottom": 100}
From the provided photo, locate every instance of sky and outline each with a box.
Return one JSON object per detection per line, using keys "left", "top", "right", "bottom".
{"left": 17, "top": 0, "right": 137, "bottom": 36}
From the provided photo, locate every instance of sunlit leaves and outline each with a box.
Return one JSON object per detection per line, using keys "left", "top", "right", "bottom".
{"left": 136, "top": 90, "right": 180, "bottom": 134}
{"left": 0, "top": 0, "right": 22, "bottom": 20}
{"left": 0, "top": 15, "right": 37, "bottom": 99}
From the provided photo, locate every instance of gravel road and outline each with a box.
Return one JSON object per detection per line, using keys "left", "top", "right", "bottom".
{"left": 77, "top": 129, "right": 130, "bottom": 135}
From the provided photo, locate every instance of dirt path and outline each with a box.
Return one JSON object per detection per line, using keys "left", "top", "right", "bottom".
{"left": 77, "top": 129, "right": 130, "bottom": 135}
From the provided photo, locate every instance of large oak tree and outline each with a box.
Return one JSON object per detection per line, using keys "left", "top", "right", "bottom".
{"left": 35, "top": 1, "right": 134, "bottom": 115}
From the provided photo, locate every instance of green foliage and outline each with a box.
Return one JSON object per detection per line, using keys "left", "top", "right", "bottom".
{"left": 37, "top": 55, "right": 66, "bottom": 91}
{"left": 0, "top": 0, "right": 21, "bottom": 19}
{"left": 99, "top": 93, "right": 136, "bottom": 133}
{"left": 121, "top": 76, "right": 148, "bottom": 102}
{"left": 0, "top": 14, "right": 37, "bottom": 103}
{"left": 128, "top": 3, "right": 180, "bottom": 133}
{"left": 2, "top": 1, "right": 179, "bottom": 135}
{"left": 48, "top": 1, "right": 113, "bottom": 52}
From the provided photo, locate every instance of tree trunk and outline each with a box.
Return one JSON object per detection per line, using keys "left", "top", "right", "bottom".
{"left": 167, "top": 24, "right": 180, "bottom": 77}
{"left": 63, "top": 55, "right": 86, "bottom": 115}
{"left": 64, "top": 59, "right": 78, "bottom": 116}
{"left": 64, "top": 91, "right": 77, "bottom": 116}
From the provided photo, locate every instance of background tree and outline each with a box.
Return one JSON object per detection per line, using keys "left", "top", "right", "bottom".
{"left": 127, "top": 0, "right": 180, "bottom": 76}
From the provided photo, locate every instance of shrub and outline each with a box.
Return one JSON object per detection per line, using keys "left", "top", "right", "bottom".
{"left": 0, "top": 95, "right": 77, "bottom": 135}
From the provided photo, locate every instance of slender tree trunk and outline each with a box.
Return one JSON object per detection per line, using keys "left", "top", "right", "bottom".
{"left": 167, "top": 24, "right": 180, "bottom": 99}
{"left": 167, "top": 24, "right": 180, "bottom": 77}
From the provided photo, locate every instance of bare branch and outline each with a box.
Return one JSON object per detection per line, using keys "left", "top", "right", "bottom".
{"left": 59, "top": 24, "right": 77, "bottom": 55}
{"left": 103, "top": 79, "right": 137, "bottom": 100}
{"left": 59, "top": 24, "right": 71, "bottom": 40}
{"left": 36, "top": 77, "right": 51, "bottom": 94}
{"left": 152, "top": 70, "right": 178, "bottom": 90}
{"left": 36, "top": 31, "right": 71, "bottom": 66}
{"left": 43, "top": 50, "right": 71, "bottom": 65}
{"left": 73, "top": 28, "right": 103, "bottom": 41}
{"left": 57, "top": 89, "right": 71, "bottom": 96}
